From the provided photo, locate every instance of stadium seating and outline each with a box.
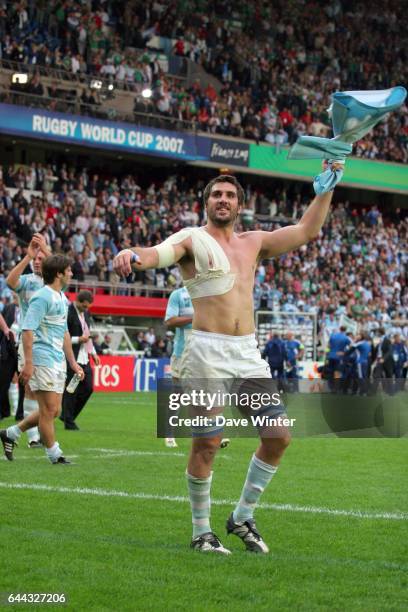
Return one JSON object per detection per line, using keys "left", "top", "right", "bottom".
{"left": 1, "top": 0, "right": 407, "bottom": 161}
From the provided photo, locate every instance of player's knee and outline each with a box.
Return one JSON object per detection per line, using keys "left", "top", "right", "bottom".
{"left": 52, "top": 408, "right": 60, "bottom": 419}
{"left": 268, "top": 432, "right": 291, "bottom": 448}
{"left": 41, "top": 404, "right": 59, "bottom": 419}
{"left": 192, "top": 437, "right": 220, "bottom": 463}
{"left": 279, "top": 432, "right": 292, "bottom": 451}
{"left": 261, "top": 433, "right": 291, "bottom": 459}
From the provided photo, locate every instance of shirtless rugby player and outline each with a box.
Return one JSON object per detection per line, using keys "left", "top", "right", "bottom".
{"left": 113, "top": 164, "right": 342, "bottom": 554}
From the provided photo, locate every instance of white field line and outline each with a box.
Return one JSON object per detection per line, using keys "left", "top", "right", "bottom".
{"left": 87, "top": 448, "right": 186, "bottom": 457}
{"left": 0, "top": 481, "right": 406, "bottom": 522}
{"left": 86, "top": 447, "right": 185, "bottom": 457}
{"left": 84, "top": 448, "right": 230, "bottom": 459}
{"left": 10, "top": 451, "right": 185, "bottom": 461}
{"left": 7, "top": 448, "right": 230, "bottom": 461}
{"left": 8, "top": 455, "right": 80, "bottom": 461}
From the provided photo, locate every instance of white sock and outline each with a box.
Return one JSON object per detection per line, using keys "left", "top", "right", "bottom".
{"left": 24, "top": 399, "right": 40, "bottom": 443}
{"left": 233, "top": 454, "right": 278, "bottom": 524}
{"left": 6, "top": 425, "right": 22, "bottom": 442}
{"left": 8, "top": 383, "right": 19, "bottom": 416}
{"left": 45, "top": 442, "right": 62, "bottom": 463}
{"left": 186, "top": 471, "right": 213, "bottom": 538}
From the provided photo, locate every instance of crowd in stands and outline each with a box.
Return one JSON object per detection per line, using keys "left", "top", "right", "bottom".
{"left": 1, "top": 0, "right": 407, "bottom": 162}
{"left": 0, "top": 163, "right": 406, "bottom": 353}
{"left": 253, "top": 203, "right": 407, "bottom": 342}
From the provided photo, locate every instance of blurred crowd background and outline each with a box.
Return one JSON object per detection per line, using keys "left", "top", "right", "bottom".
{"left": 0, "top": 162, "right": 406, "bottom": 348}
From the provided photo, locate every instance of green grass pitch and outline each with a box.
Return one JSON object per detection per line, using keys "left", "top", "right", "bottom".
{"left": 0, "top": 392, "right": 407, "bottom": 611}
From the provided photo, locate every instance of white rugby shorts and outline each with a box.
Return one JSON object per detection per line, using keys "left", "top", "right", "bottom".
{"left": 179, "top": 330, "right": 271, "bottom": 379}
{"left": 30, "top": 365, "right": 67, "bottom": 394}
{"left": 178, "top": 331, "right": 287, "bottom": 438}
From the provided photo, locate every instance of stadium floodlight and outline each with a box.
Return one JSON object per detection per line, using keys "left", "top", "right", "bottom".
{"left": 12, "top": 73, "right": 28, "bottom": 84}
{"left": 90, "top": 79, "right": 103, "bottom": 90}
{"left": 141, "top": 88, "right": 152, "bottom": 99}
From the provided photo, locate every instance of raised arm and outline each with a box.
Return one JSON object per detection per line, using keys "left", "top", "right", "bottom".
{"left": 7, "top": 251, "right": 35, "bottom": 290}
{"left": 259, "top": 191, "right": 333, "bottom": 258}
{"left": 258, "top": 161, "right": 342, "bottom": 258}
{"left": 7, "top": 233, "right": 50, "bottom": 289}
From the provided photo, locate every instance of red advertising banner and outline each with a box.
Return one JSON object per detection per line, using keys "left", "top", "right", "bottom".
{"left": 91, "top": 355, "right": 134, "bottom": 392}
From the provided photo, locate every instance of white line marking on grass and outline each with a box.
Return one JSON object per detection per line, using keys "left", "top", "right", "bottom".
{"left": 11, "top": 455, "right": 80, "bottom": 461}
{"left": 85, "top": 448, "right": 230, "bottom": 460}
{"left": 87, "top": 448, "right": 186, "bottom": 458}
{"left": 15, "top": 452, "right": 183, "bottom": 460}
{"left": 88, "top": 447, "right": 180, "bottom": 455}
{"left": 13, "top": 453, "right": 180, "bottom": 461}
{"left": 0, "top": 481, "right": 406, "bottom": 521}
{"left": 12, "top": 448, "right": 229, "bottom": 461}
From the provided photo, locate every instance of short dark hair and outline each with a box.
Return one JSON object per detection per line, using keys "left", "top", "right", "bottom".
{"left": 77, "top": 290, "right": 93, "bottom": 303}
{"left": 42, "top": 255, "right": 71, "bottom": 284}
{"left": 203, "top": 175, "right": 245, "bottom": 207}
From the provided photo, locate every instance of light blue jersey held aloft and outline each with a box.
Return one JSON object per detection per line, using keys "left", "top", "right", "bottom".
{"left": 22, "top": 286, "right": 68, "bottom": 370}
{"left": 165, "top": 287, "right": 193, "bottom": 358}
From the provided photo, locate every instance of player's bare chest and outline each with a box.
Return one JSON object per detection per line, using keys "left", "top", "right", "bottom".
{"left": 217, "top": 239, "right": 257, "bottom": 277}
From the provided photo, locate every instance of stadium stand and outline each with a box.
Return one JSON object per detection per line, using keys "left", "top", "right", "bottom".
{"left": 1, "top": 0, "right": 407, "bottom": 160}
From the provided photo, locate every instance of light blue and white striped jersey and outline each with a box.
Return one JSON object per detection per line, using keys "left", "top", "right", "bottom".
{"left": 14, "top": 273, "right": 44, "bottom": 324}
{"left": 165, "top": 287, "right": 193, "bottom": 358}
{"left": 22, "top": 286, "right": 68, "bottom": 369}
